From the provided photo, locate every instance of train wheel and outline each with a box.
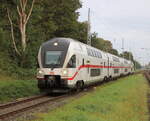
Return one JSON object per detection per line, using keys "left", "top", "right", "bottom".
{"left": 76, "top": 81, "right": 84, "bottom": 92}
{"left": 103, "top": 77, "right": 108, "bottom": 82}
{"left": 109, "top": 76, "right": 113, "bottom": 81}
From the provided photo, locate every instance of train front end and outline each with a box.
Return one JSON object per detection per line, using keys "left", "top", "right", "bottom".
{"left": 37, "top": 38, "right": 73, "bottom": 93}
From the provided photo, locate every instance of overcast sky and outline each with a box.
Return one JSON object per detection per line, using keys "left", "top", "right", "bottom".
{"left": 78, "top": 0, "right": 150, "bottom": 65}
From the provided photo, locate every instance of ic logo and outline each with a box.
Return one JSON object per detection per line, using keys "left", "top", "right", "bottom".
{"left": 49, "top": 72, "right": 55, "bottom": 75}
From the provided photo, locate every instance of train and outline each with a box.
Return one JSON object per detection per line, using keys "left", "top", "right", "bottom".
{"left": 37, "top": 38, "right": 134, "bottom": 93}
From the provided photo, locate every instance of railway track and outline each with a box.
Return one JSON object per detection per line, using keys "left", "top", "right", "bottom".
{"left": 0, "top": 93, "right": 70, "bottom": 120}
{"left": 0, "top": 73, "right": 138, "bottom": 121}
{"left": 0, "top": 89, "right": 93, "bottom": 121}
{"left": 144, "top": 70, "right": 150, "bottom": 82}
{"left": 0, "top": 94, "right": 46, "bottom": 110}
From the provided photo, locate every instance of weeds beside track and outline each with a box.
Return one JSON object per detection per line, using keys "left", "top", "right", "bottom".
{"left": 144, "top": 70, "right": 150, "bottom": 121}
{"left": 30, "top": 74, "right": 149, "bottom": 121}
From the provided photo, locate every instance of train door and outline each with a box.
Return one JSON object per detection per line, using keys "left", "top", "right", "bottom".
{"left": 67, "top": 55, "right": 77, "bottom": 81}
{"left": 79, "top": 58, "right": 86, "bottom": 81}
{"left": 107, "top": 57, "right": 110, "bottom": 77}
{"left": 76, "top": 54, "right": 87, "bottom": 83}
{"left": 87, "top": 59, "right": 91, "bottom": 82}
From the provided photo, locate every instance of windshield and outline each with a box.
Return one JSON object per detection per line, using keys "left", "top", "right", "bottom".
{"left": 45, "top": 51, "right": 62, "bottom": 67}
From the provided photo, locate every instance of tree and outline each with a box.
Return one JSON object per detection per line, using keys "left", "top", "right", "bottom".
{"left": 134, "top": 60, "right": 141, "bottom": 69}
{"left": 75, "top": 22, "right": 88, "bottom": 44}
{"left": 120, "top": 51, "right": 134, "bottom": 61}
{"left": 0, "top": 0, "right": 83, "bottom": 68}
{"left": 90, "top": 32, "right": 119, "bottom": 55}
{"left": 51, "top": 0, "right": 81, "bottom": 38}
{"left": 1, "top": 0, "right": 140, "bottom": 77}
{"left": 110, "top": 49, "right": 119, "bottom": 56}
{"left": 7, "top": 0, "right": 35, "bottom": 55}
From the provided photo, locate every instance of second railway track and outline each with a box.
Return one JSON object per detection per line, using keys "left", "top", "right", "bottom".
{"left": 144, "top": 70, "right": 150, "bottom": 121}
{"left": 144, "top": 70, "right": 150, "bottom": 82}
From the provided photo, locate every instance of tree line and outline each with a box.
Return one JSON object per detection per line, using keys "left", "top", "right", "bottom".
{"left": 0, "top": 0, "right": 141, "bottom": 77}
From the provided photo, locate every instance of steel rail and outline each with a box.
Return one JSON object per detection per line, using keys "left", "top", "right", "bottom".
{"left": 0, "top": 94, "right": 47, "bottom": 109}
{"left": 0, "top": 94, "right": 69, "bottom": 120}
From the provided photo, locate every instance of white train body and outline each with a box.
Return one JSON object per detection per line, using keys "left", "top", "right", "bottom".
{"left": 37, "top": 38, "right": 134, "bottom": 92}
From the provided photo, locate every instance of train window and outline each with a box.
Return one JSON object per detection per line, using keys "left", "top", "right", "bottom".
{"left": 86, "top": 47, "right": 102, "bottom": 58}
{"left": 98, "top": 52, "right": 102, "bottom": 58}
{"left": 67, "top": 55, "right": 76, "bottom": 68}
{"left": 94, "top": 50, "right": 97, "bottom": 57}
{"left": 96, "top": 51, "right": 99, "bottom": 58}
{"left": 45, "top": 51, "right": 62, "bottom": 66}
{"left": 91, "top": 50, "right": 94, "bottom": 57}
{"left": 93, "top": 50, "right": 96, "bottom": 57}
{"left": 97, "top": 52, "right": 99, "bottom": 58}
{"left": 125, "top": 69, "right": 128, "bottom": 72}
{"left": 87, "top": 48, "right": 90, "bottom": 56}
{"left": 90, "top": 49, "right": 93, "bottom": 56}
{"left": 93, "top": 50, "right": 95, "bottom": 57}
{"left": 87, "top": 48, "right": 91, "bottom": 56}
{"left": 97, "top": 52, "right": 100, "bottom": 58}
{"left": 114, "top": 69, "right": 119, "bottom": 74}
{"left": 90, "top": 69, "right": 101, "bottom": 77}
{"left": 113, "top": 56, "right": 120, "bottom": 62}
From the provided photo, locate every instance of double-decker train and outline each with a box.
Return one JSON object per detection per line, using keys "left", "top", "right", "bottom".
{"left": 37, "top": 38, "right": 134, "bottom": 93}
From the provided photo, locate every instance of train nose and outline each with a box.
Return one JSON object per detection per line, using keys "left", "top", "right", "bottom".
{"left": 47, "top": 76, "right": 56, "bottom": 88}
{"left": 45, "top": 75, "right": 62, "bottom": 88}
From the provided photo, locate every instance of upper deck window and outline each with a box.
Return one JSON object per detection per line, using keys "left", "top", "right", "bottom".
{"left": 86, "top": 47, "right": 102, "bottom": 58}
{"left": 98, "top": 51, "right": 102, "bottom": 58}
{"left": 113, "top": 56, "right": 120, "bottom": 62}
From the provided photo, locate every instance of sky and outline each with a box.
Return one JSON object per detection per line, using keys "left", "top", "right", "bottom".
{"left": 78, "top": 0, "right": 150, "bottom": 65}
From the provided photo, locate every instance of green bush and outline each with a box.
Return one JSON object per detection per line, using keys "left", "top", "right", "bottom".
{"left": 0, "top": 79, "right": 40, "bottom": 103}
{"left": 0, "top": 50, "right": 36, "bottom": 79}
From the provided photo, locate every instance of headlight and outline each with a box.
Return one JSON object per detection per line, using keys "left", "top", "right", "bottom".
{"left": 38, "top": 70, "right": 43, "bottom": 74}
{"left": 62, "top": 69, "right": 68, "bottom": 75}
{"left": 37, "top": 70, "right": 44, "bottom": 76}
{"left": 63, "top": 70, "right": 67, "bottom": 74}
{"left": 54, "top": 42, "right": 58, "bottom": 46}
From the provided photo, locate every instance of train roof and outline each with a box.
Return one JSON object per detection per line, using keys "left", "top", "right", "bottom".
{"left": 42, "top": 37, "right": 132, "bottom": 63}
{"left": 42, "top": 38, "right": 71, "bottom": 46}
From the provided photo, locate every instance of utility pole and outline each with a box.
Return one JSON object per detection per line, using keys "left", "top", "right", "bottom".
{"left": 122, "top": 38, "right": 124, "bottom": 59}
{"left": 87, "top": 8, "right": 91, "bottom": 46}
{"left": 129, "top": 47, "right": 131, "bottom": 61}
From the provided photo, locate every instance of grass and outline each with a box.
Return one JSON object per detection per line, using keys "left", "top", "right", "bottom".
{"left": 0, "top": 51, "right": 39, "bottom": 103}
{"left": 30, "top": 74, "right": 149, "bottom": 121}
{"left": 0, "top": 78, "right": 40, "bottom": 103}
